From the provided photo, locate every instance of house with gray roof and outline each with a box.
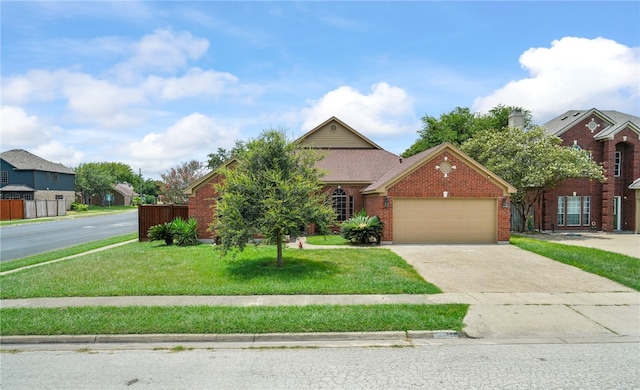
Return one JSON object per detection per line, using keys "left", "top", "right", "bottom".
{"left": 0, "top": 149, "right": 76, "bottom": 209}
{"left": 537, "top": 109, "right": 640, "bottom": 233}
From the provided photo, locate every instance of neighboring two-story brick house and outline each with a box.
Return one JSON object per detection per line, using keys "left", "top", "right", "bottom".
{"left": 537, "top": 109, "right": 640, "bottom": 232}
{"left": 0, "top": 149, "right": 76, "bottom": 209}
{"left": 185, "top": 117, "right": 516, "bottom": 244}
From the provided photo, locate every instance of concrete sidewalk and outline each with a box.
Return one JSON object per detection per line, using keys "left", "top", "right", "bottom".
{"left": 2, "top": 291, "right": 638, "bottom": 343}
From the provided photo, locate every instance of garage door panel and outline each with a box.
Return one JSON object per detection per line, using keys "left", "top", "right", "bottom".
{"left": 393, "top": 198, "right": 496, "bottom": 243}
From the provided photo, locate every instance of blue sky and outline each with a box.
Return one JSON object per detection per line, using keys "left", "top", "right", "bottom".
{"left": 2, "top": 1, "right": 639, "bottom": 180}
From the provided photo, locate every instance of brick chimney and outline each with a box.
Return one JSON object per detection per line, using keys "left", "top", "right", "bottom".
{"left": 508, "top": 109, "right": 525, "bottom": 129}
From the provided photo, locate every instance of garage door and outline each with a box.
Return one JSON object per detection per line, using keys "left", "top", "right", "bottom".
{"left": 393, "top": 198, "right": 497, "bottom": 244}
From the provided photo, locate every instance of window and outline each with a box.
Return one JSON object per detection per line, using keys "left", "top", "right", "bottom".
{"left": 558, "top": 196, "right": 591, "bottom": 227}
{"left": 53, "top": 173, "right": 59, "bottom": 183}
{"left": 557, "top": 197, "right": 565, "bottom": 226}
{"left": 582, "top": 196, "right": 591, "bottom": 226}
{"left": 331, "top": 188, "right": 347, "bottom": 221}
{"left": 1, "top": 171, "right": 7, "bottom": 184}
{"left": 348, "top": 196, "right": 354, "bottom": 219}
{"left": 614, "top": 151, "right": 621, "bottom": 177}
{"left": 55, "top": 195, "right": 64, "bottom": 200}
{"left": 23, "top": 194, "right": 32, "bottom": 200}
{"left": 566, "top": 197, "right": 581, "bottom": 226}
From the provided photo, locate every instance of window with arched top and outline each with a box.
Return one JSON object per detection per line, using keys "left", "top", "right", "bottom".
{"left": 331, "top": 188, "right": 348, "bottom": 221}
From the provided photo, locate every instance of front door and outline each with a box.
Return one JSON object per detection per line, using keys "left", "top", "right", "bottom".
{"left": 613, "top": 196, "right": 622, "bottom": 230}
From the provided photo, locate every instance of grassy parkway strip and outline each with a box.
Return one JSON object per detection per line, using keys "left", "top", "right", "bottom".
{"left": 0, "top": 240, "right": 469, "bottom": 335}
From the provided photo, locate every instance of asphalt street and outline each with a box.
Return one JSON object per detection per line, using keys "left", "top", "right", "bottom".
{"left": 2, "top": 342, "right": 638, "bottom": 389}
{"left": 0, "top": 211, "right": 138, "bottom": 261}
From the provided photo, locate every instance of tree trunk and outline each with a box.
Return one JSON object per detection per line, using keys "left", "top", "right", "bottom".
{"left": 276, "top": 234, "right": 283, "bottom": 267}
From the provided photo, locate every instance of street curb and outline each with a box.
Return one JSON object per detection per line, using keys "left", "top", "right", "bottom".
{"left": 0, "top": 330, "right": 465, "bottom": 345}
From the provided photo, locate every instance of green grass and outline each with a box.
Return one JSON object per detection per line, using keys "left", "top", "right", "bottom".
{"left": 0, "top": 244, "right": 440, "bottom": 298}
{"left": 0, "top": 233, "right": 138, "bottom": 272}
{"left": 0, "top": 304, "right": 467, "bottom": 335}
{"left": 510, "top": 236, "right": 640, "bottom": 291}
{"left": 306, "top": 235, "right": 349, "bottom": 245}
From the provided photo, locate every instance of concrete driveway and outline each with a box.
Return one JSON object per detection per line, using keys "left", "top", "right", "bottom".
{"left": 389, "top": 244, "right": 640, "bottom": 341}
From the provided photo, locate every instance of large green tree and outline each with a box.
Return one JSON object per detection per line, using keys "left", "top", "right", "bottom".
{"left": 75, "top": 163, "right": 116, "bottom": 204}
{"left": 460, "top": 126, "right": 605, "bottom": 232}
{"left": 207, "top": 140, "right": 246, "bottom": 170}
{"left": 100, "top": 162, "right": 138, "bottom": 186}
{"left": 214, "top": 129, "right": 335, "bottom": 267}
{"left": 402, "top": 105, "right": 533, "bottom": 158}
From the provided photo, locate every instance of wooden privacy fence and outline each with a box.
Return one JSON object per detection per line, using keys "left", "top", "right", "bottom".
{"left": 138, "top": 204, "right": 189, "bottom": 241}
{"left": 0, "top": 199, "right": 67, "bottom": 220}
{"left": 0, "top": 199, "right": 24, "bottom": 220}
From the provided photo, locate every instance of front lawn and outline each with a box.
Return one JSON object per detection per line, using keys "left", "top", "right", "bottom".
{"left": 306, "top": 234, "right": 349, "bottom": 245}
{"left": 510, "top": 236, "right": 640, "bottom": 291}
{"left": 0, "top": 304, "right": 467, "bottom": 335}
{"left": 0, "top": 243, "right": 440, "bottom": 298}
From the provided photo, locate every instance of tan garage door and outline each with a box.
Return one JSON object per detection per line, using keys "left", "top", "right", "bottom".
{"left": 393, "top": 198, "right": 497, "bottom": 243}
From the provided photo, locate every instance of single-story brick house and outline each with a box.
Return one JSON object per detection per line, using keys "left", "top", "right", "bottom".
{"left": 185, "top": 117, "right": 516, "bottom": 244}
{"left": 536, "top": 109, "right": 639, "bottom": 232}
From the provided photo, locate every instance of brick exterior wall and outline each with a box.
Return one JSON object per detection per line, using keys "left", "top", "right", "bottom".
{"left": 538, "top": 116, "right": 639, "bottom": 232}
{"left": 187, "top": 174, "right": 225, "bottom": 240}
{"left": 377, "top": 150, "right": 511, "bottom": 242}
{"left": 188, "top": 149, "right": 513, "bottom": 243}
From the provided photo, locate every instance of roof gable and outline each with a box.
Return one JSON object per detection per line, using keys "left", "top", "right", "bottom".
{"left": 0, "top": 149, "right": 75, "bottom": 174}
{"left": 184, "top": 158, "right": 237, "bottom": 196}
{"left": 113, "top": 183, "right": 137, "bottom": 197}
{"left": 296, "top": 117, "right": 383, "bottom": 149}
{"left": 543, "top": 109, "right": 640, "bottom": 140}
{"left": 362, "top": 142, "right": 516, "bottom": 195}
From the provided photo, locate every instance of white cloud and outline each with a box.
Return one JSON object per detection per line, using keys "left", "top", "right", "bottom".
{"left": 127, "top": 113, "right": 239, "bottom": 173}
{"left": 61, "top": 73, "right": 147, "bottom": 127}
{"left": 0, "top": 106, "right": 54, "bottom": 149}
{"left": 31, "top": 141, "right": 85, "bottom": 169}
{"left": 1, "top": 70, "right": 65, "bottom": 104}
{"left": 473, "top": 37, "right": 640, "bottom": 122}
{"left": 112, "top": 28, "right": 209, "bottom": 81}
{"left": 144, "top": 68, "right": 238, "bottom": 100}
{"left": 300, "top": 82, "right": 419, "bottom": 136}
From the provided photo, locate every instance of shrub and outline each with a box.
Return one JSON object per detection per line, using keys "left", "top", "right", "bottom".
{"left": 340, "top": 214, "right": 383, "bottom": 244}
{"left": 148, "top": 222, "right": 174, "bottom": 245}
{"left": 71, "top": 202, "right": 89, "bottom": 212}
{"left": 171, "top": 217, "right": 199, "bottom": 246}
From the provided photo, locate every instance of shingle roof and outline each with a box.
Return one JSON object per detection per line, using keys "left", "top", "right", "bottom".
{"left": 114, "top": 183, "right": 137, "bottom": 197}
{"left": 0, "top": 149, "right": 75, "bottom": 174}
{"left": 543, "top": 109, "right": 640, "bottom": 139}
{"left": 630, "top": 178, "right": 640, "bottom": 190}
{"left": 315, "top": 149, "right": 400, "bottom": 183}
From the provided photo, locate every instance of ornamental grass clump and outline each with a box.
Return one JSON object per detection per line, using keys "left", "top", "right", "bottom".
{"left": 148, "top": 222, "right": 174, "bottom": 245}
{"left": 340, "top": 213, "right": 383, "bottom": 244}
{"left": 171, "top": 217, "right": 199, "bottom": 246}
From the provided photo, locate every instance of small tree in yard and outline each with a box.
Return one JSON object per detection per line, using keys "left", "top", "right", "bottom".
{"left": 214, "top": 129, "right": 335, "bottom": 267}
{"left": 160, "top": 160, "right": 206, "bottom": 204}
{"left": 461, "top": 126, "right": 606, "bottom": 232}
